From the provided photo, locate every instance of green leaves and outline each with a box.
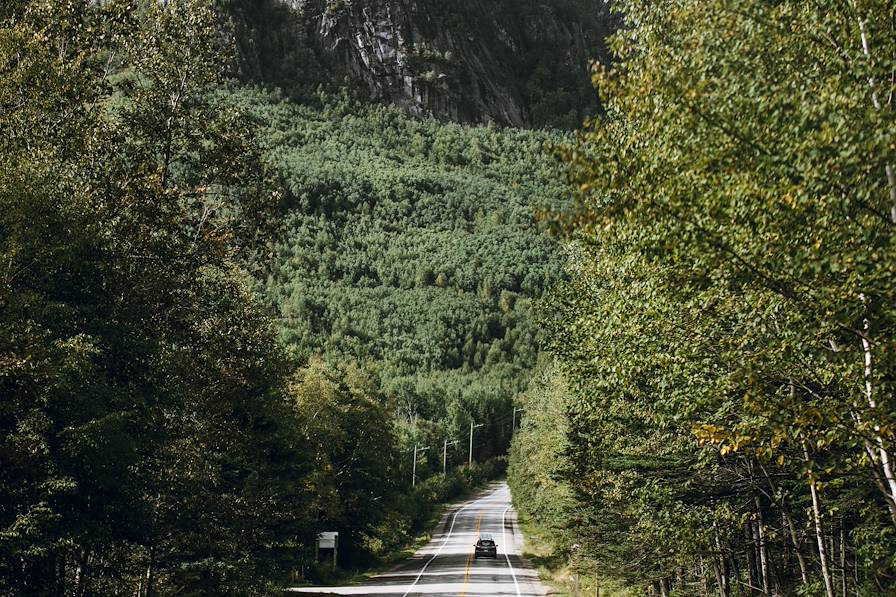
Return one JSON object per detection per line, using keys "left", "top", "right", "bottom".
{"left": 0, "top": 2, "right": 306, "bottom": 594}
{"left": 512, "top": 0, "right": 896, "bottom": 593}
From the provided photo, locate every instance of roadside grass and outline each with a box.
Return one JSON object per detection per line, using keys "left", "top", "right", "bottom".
{"left": 284, "top": 500, "right": 458, "bottom": 592}
{"left": 340, "top": 499, "right": 450, "bottom": 584}
{"left": 344, "top": 478, "right": 512, "bottom": 584}
{"left": 290, "top": 473, "right": 505, "bottom": 590}
{"left": 517, "top": 516, "right": 638, "bottom": 597}
{"left": 295, "top": 499, "right": 456, "bottom": 589}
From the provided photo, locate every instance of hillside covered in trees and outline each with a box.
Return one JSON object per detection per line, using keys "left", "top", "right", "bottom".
{"left": 224, "top": 87, "right": 567, "bottom": 455}
{"left": 7, "top": 0, "right": 896, "bottom": 596}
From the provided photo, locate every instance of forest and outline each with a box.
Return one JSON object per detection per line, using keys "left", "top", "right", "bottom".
{"left": 224, "top": 86, "right": 568, "bottom": 460}
{"left": 0, "top": 1, "right": 562, "bottom": 594}
{"left": 509, "top": 0, "right": 896, "bottom": 595}
{"left": 4, "top": 0, "right": 896, "bottom": 596}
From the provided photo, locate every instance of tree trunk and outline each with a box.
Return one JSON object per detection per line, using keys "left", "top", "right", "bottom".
{"left": 144, "top": 545, "right": 155, "bottom": 597}
{"left": 828, "top": 326, "right": 896, "bottom": 524}
{"left": 862, "top": 441, "right": 896, "bottom": 525}
{"left": 713, "top": 527, "right": 730, "bottom": 597}
{"left": 783, "top": 508, "right": 809, "bottom": 586}
{"left": 700, "top": 556, "right": 709, "bottom": 597}
{"left": 860, "top": 325, "right": 896, "bottom": 519}
{"left": 74, "top": 547, "right": 89, "bottom": 597}
{"left": 755, "top": 498, "right": 772, "bottom": 595}
{"left": 805, "top": 444, "right": 836, "bottom": 597}
{"left": 840, "top": 520, "right": 847, "bottom": 597}
{"left": 745, "top": 521, "right": 760, "bottom": 594}
{"left": 712, "top": 555, "right": 729, "bottom": 597}
{"left": 759, "top": 456, "right": 809, "bottom": 586}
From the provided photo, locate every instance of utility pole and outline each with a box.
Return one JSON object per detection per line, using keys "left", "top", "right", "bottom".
{"left": 512, "top": 406, "right": 525, "bottom": 433}
{"left": 412, "top": 445, "right": 429, "bottom": 487}
{"left": 443, "top": 439, "right": 459, "bottom": 475}
{"left": 469, "top": 422, "right": 484, "bottom": 467}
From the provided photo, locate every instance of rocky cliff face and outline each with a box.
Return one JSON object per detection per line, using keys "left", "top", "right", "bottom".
{"left": 229, "top": 0, "right": 614, "bottom": 128}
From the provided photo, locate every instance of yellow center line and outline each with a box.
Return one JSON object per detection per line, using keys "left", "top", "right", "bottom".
{"left": 458, "top": 511, "right": 483, "bottom": 597}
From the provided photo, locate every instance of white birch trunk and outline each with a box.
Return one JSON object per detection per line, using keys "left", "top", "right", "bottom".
{"left": 755, "top": 507, "right": 771, "bottom": 594}
{"left": 804, "top": 443, "right": 836, "bottom": 597}
{"left": 853, "top": 10, "right": 896, "bottom": 521}
{"left": 840, "top": 520, "right": 847, "bottom": 597}
{"left": 831, "top": 316, "right": 896, "bottom": 523}
{"left": 859, "top": 295, "right": 896, "bottom": 515}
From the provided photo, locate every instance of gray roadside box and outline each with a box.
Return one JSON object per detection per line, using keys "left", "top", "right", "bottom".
{"left": 316, "top": 532, "right": 339, "bottom": 569}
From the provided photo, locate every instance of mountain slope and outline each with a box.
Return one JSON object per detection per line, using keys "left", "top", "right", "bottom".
{"left": 226, "top": 0, "right": 615, "bottom": 128}
{"left": 224, "top": 87, "right": 568, "bottom": 457}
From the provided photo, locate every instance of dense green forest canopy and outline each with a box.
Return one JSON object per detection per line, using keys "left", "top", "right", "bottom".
{"left": 18, "top": 0, "right": 896, "bottom": 596}
{"left": 223, "top": 86, "right": 568, "bottom": 461}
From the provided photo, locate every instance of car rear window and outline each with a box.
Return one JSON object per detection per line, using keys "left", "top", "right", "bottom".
{"left": 479, "top": 540, "right": 494, "bottom": 546}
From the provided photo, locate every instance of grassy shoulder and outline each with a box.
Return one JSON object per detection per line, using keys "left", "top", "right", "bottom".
{"left": 292, "top": 459, "right": 506, "bottom": 588}
{"left": 350, "top": 462, "right": 507, "bottom": 582}
{"left": 517, "top": 516, "right": 638, "bottom": 597}
{"left": 338, "top": 497, "right": 455, "bottom": 584}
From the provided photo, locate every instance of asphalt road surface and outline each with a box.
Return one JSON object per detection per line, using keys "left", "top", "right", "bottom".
{"left": 286, "top": 482, "right": 547, "bottom": 596}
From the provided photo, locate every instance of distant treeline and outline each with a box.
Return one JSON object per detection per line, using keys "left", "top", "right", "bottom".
{"left": 222, "top": 85, "right": 569, "bottom": 465}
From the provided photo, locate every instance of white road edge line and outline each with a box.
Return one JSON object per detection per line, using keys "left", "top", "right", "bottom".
{"left": 400, "top": 500, "right": 472, "bottom": 597}
{"left": 502, "top": 505, "right": 522, "bottom": 597}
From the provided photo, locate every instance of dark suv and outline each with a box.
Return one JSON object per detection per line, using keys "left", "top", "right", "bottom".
{"left": 474, "top": 534, "right": 497, "bottom": 559}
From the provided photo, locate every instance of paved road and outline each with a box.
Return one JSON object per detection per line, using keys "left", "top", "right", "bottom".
{"left": 286, "top": 482, "right": 546, "bottom": 596}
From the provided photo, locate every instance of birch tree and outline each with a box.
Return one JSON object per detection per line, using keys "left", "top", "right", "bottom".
{"left": 517, "top": 0, "right": 896, "bottom": 593}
